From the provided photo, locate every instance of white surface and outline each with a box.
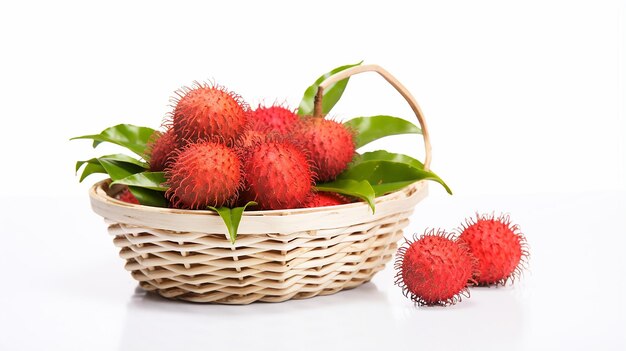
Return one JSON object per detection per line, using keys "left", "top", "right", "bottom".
{"left": 0, "top": 0, "right": 624, "bottom": 350}
{"left": 1, "top": 192, "right": 625, "bottom": 350}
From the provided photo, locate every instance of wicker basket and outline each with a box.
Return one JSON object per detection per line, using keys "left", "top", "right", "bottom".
{"left": 89, "top": 64, "right": 434, "bottom": 304}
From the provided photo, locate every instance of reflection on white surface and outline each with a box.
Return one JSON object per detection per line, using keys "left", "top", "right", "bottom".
{"left": 1, "top": 193, "right": 625, "bottom": 350}
{"left": 117, "top": 274, "right": 527, "bottom": 351}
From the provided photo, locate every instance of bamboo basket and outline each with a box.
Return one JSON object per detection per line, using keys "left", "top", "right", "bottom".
{"left": 89, "top": 65, "right": 434, "bottom": 304}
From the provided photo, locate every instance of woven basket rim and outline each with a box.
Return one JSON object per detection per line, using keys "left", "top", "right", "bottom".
{"left": 91, "top": 179, "right": 424, "bottom": 217}
{"left": 89, "top": 179, "right": 428, "bottom": 235}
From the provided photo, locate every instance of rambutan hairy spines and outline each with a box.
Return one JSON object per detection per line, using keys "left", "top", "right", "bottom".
{"left": 242, "top": 140, "right": 314, "bottom": 210}
{"left": 292, "top": 117, "right": 356, "bottom": 182}
{"left": 249, "top": 103, "right": 299, "bottom": 134}
{"left": 235, "top": 129, "right": 269, "bottom": 150}
{"left": 145, "top": 127, "right": 178, "bottom": 172}
{"left": 395, "top": 229, "right": 476, "bottom": 306}
{"left": 304, "top": 192, "right": 351, "bottom": 208}
{"left": 165, "top": 141, "right": 243, "bottom": 209}
{"left": 456, "top": 213, "right": 529, "bottom": 286}
{"left": 171, "top": 81, "right": 249, "bottom": 147}
{"left": 117, "top": 188, "right": 140, "bottom": 205}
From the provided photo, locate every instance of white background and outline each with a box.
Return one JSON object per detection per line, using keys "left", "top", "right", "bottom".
{"left": 0, "top": 1, "right": 624, "bottom": 350}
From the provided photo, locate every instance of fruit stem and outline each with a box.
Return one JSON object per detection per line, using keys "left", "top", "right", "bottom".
{"left": 313, "top": 87, "right": 324, "bottom": 118}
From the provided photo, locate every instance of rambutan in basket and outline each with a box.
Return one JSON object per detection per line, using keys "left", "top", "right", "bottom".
{"left": 89, "top": 65, "right": 434, "bottom": 304}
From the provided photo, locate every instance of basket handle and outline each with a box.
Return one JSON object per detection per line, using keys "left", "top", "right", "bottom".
{"left": 314, "top": 64, "right": 432, "bottom": 171}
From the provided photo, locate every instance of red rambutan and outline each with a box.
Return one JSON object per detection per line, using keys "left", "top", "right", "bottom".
{"left": 165, "top": 141, "right": 243, "bottom": 209}
{"left": 242, "top": 140, "right": 314, "bottom": 210}
{"left": 249, "top": 104, "right": 299, "bottom": 134}
{"left": 236, "top": 129, "right": 268, "bottom": 149}
{"left": 145, "top": 127, "right": 178, "bottom": 172}
{"left": 171, "top": 83, "right": 249, "bottom": 146}
{"left": 292, "top": 117, "right": 356, "bottom": 182}
{"left": 304, "top": 192, "right": 350, "bottom": 208}
{"left": 457, "top": 213, "right": 529, "bottom": 286}
{"left": 117, "top": 188, "right": 139, "bottom": 205}
{"left": 395, "top": 229, "right": 476, "bottom": 306}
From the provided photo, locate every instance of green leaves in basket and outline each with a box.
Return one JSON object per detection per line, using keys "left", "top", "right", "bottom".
{"left": 71, "top": 124, "right": 155, "bottom": 157}
{"left": 111, "top": 172, "right": 168, "bottom": 191}
{"left": 76, "top": 155, "right": 166, "bottom": 207}
{"left": 315, "top": 179, "right": 376, "bottom": 213}
{"left": 343, "top": 115, "right": 422, "bottom": 149}
{"left": 75, "top": 154, "right": 148, "bottom": 183}
{"left": 76, "top": 162, "right": 107, "bottom": 182}
{"left": 127, "top": 187, "right": 167, "bottom": 208}
{"left": 339, "top": 150, "right": 452, "bottom": 195}
{"left": 110, "top": 171, "right": 168, "bottom": 207}
{"left": 298, "top": 61, "right": 363, "bottom": 116}
{"left": 208, "top": 202, "right": 258, "bottom": 244}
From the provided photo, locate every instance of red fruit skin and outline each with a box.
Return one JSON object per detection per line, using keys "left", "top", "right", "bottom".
{"left": 249, "top": 105, "right": 299, "bottom": 134}
{"left": 172, "top": 83, "right": 249, "bottom": 146}
{"left": 293, "top": 118, "right": 355, "bottom": 182}
{"left": 236, "top": 129, "right": 267, "bottom": 149}
{"left": 146, "top": 128, "right": 178, "bottom": 172}
{"left": 395, "top": 230, "right": 476, "bottom": 306}
{"left": 242, "top": 141, "right": 313, "bottom": 210}
{"left": 165, "top": 141, "right": 242, "bottom": 209}
{"left": 304, "top": 192, "right": 350, "bottom": 208}
{"left": 457, "top": 213, "right": 528, "bottom": 286}
{"left": 118, "top": 188, "right": 139, "bottom": 205}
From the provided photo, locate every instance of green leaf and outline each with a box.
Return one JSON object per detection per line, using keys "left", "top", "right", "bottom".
{"left": 370, "top": 180, "right": 417, "bottom": 196}
{"left": 357, "top": 150, "right": 424, "bottom": 169}
{"left": 339, "top": 159, "right": 452, "bottom": 195}
{"left": 76, "top": 154, "right": 147, "bottom": 183}
{"left": 208, "top": 202, "right": 258, "bottom": 244}
{"left": 297, "top": 61, "right": 363, "bottom": 116}
{"left": 78, "top": 162, "right": 107, "bottom": 182}
{"left": 128, "top": 187, "right": 167, "bottom": 207}
{"left": 343, "top": 116, "right": 422, "bottom": 149}
{"left": 98, "top": 159, "right": 146, "bottom": 181}
{"left": 315, "top": 179, "right": 376, "bottom": 213}
{"left": 99, "top": 154, "right": 149, "bottom": 168}
{"left": 111, "top": 172, "right": 167, "bottom": 191}
{"left": 71, "top": 124, "right": 155, "bottom": 157}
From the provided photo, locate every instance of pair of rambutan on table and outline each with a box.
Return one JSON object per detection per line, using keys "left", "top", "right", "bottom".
{"left": 395, "top": 213, "right": 529, "bottom": 306}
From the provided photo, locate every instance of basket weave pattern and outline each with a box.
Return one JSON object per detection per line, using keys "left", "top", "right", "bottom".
{"left": 91, "top": 180, "right": 427, "bottom": 304}
{"left": 108, "top": 210, "right": 409, "bottom": 304}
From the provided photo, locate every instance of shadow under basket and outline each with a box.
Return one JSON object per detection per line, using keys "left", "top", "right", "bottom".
{"left": 89, "top": 180, "right": 428, "bottom": 304}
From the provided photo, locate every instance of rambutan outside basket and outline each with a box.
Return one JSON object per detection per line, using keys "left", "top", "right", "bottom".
{"left": 89, "top": 64, "right": 434, "bottom": 304}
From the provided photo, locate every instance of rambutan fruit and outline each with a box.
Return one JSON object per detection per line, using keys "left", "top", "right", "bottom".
{"left": 457, "top": 213, "right": 528, "bottom": 286}
{"left": 242, "top": 140, "right": 314, "bottom": 210}
{"left": 165, "top": 141, "right": 243, "bottom": 209}
{"left": 171, "top": 83, "right": 249, "bottom": 146}
{"left": 395, "top": 229, "right": 476, "bottom": 306}
{"left": 236, "top": 129, "right": 268, "bottom": 149}
{"left": 304, "top": 192, "right": 350, "bottom": 208}
{"left": 146, "top": 127, "right": 178, "bottom": 172}
{"left": 249, "top": 104, "right": 299, "bottom": 134}
{"left": 117, "top": 188, "right": 139, "bottom": 205}
{"left": 293, "top": 117, "right": 356, "bottom": 182}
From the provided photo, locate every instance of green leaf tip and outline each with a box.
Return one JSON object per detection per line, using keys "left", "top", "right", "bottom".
{"left": 343, "top": 115, "right": 422, "bottom": 149}
{"left": 339, "top": 152, "right": 452, "bottom": 196}
{"left": 75, "top": 154, "right": 148, "bottom": 183}
{"left": 208, "top": 201, "right": 258, "bottom": 244}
